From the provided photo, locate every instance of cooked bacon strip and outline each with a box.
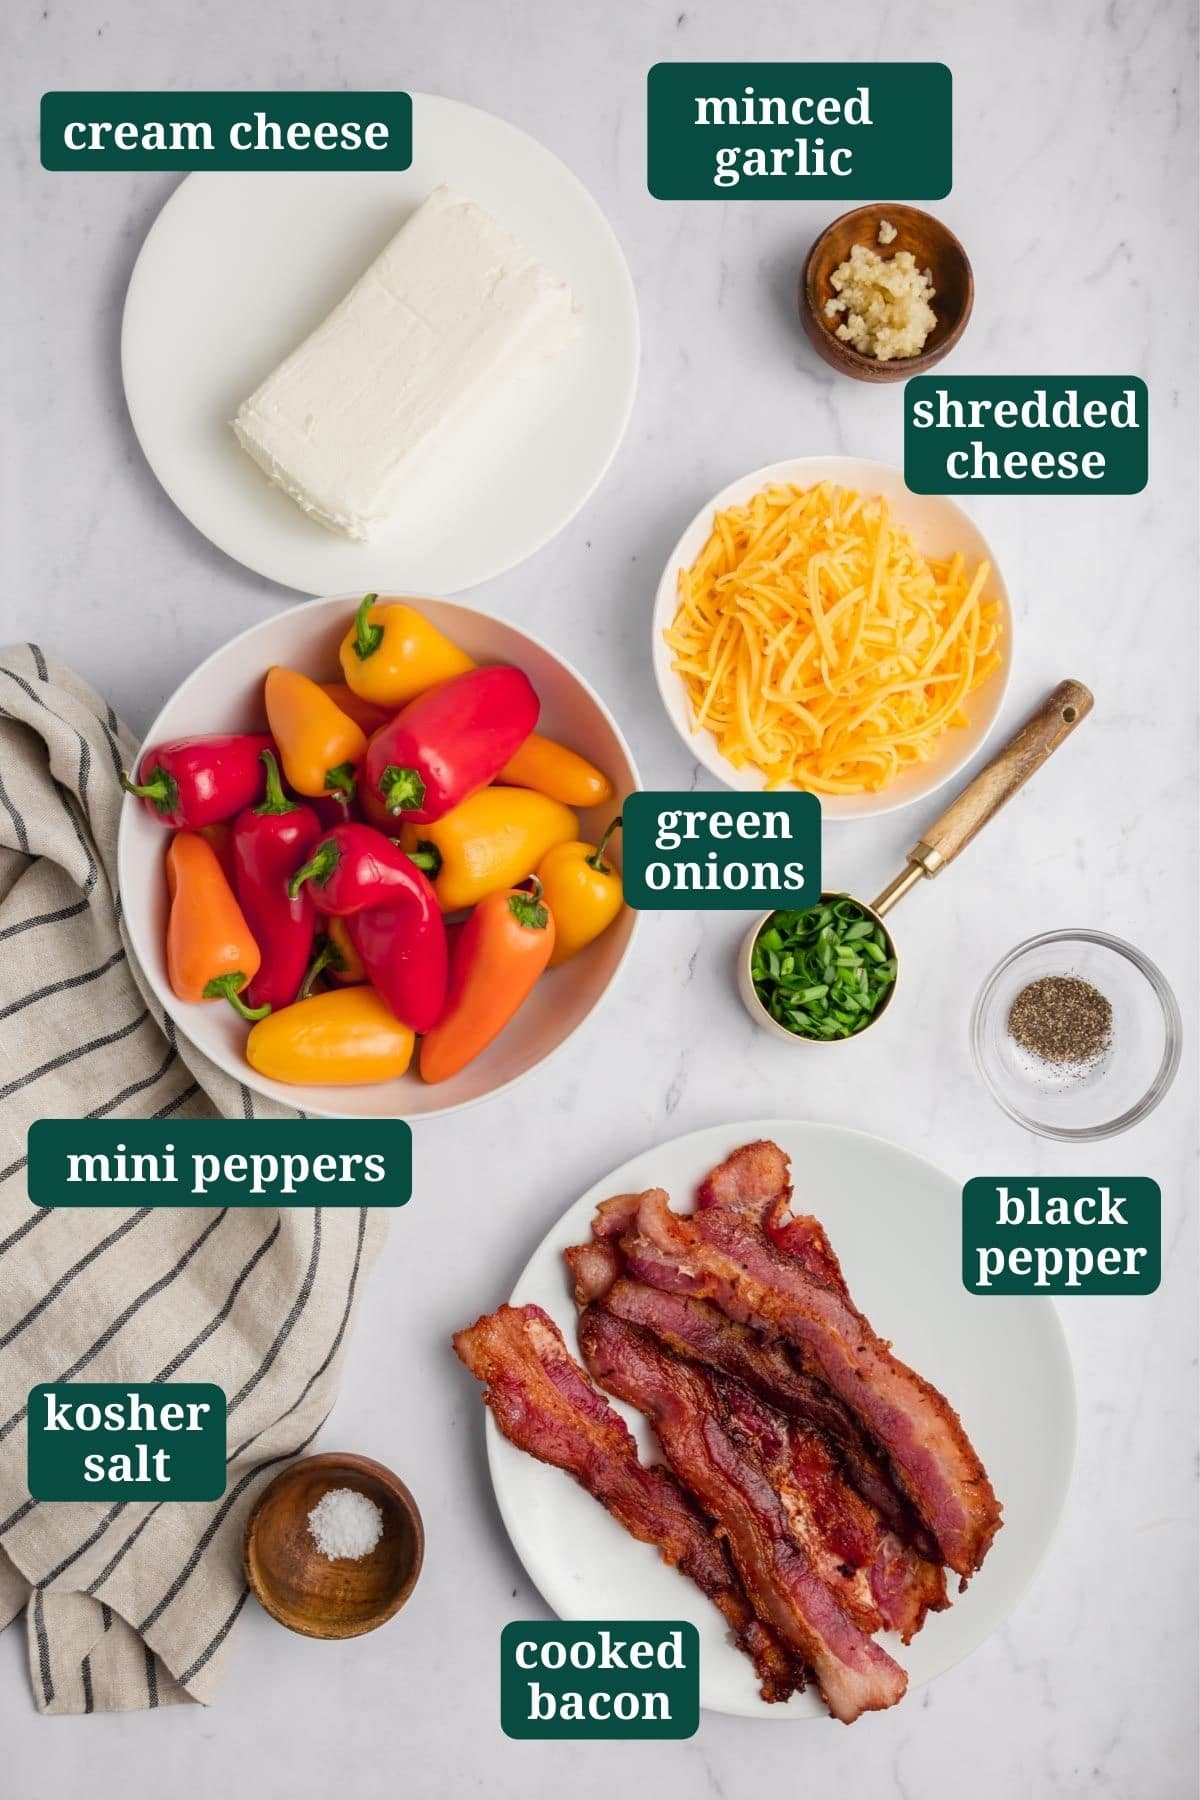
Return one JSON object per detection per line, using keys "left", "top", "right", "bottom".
{"left": 622, "top": 1165, "right": 1002, "bottom": 1578}
{"left": 597, "top": 1273, "right": 937, "bottom": 1558}
{"left": 579, "top": 1304, "right": 908, "bottom": 1723}
{"left": 564, "top": 1236, "right": 621, "bottom": 1305}
{"left": 580, "top": 1277, "right": 945, "bottom": 1643}
{"left": 868, "top": 1529, "right": 950, "bottom": 1644}
{"left": 783, "top": 1417, "right": 946, "bottom": 1643}
{"left": 592, "top": 1192, "right": 644, "bottom": 1238}
{"left": 696, "top": 1138, "right": 792, "bottom": 1219}
{"left": 452, "top": 1303, "right": 806, "bottom": 1704}
{"left": 713, "top": 1368, "right": 883, "bottom": 1635}
{"left": 746, "top": 1390, "right": 945, "bottom": 1643}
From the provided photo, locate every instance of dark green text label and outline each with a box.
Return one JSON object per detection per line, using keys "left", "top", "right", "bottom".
{"left": 41, "top": 92, "right": 412, "bottom": 170}
{"left": 28, "top": 1119, "right": 411, "bottom": 1207}
{"left": 647, "top": 63, "right": 951, "bottom": 199}
{"left": 28, "top": 1384, "right": 226, "bottom": 1501}
{"left": 963, "top": 1178, "right": 1160, "bottom": 1295}
{"left": 500, "top": 1622, "right": 699, "bottom": 1739}
{"left": 621, "top": 791, "right": 819, "bottom": 910}
{"left": 906, "top": 378, "right": 1148, "bottom": 494}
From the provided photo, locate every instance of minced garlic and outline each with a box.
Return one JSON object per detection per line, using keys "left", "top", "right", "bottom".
{"left": 823, "top": 225, "right": 936, "bottom": 362}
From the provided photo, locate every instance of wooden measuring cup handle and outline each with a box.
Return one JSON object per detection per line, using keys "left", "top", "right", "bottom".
{"left": 908, "top": 680, "right": 1093, "bottom": 876}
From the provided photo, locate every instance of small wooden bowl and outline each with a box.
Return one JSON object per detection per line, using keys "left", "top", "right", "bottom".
{"left": 799, "top": 204, "right": 974, "bottom": 383}
{"left": 243, "top": 1452, "right": 424, "bottom": 1640}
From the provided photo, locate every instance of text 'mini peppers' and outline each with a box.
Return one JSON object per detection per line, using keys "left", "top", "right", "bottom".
{"left": 364, "top": 664, "right": 539, "bottom": 822}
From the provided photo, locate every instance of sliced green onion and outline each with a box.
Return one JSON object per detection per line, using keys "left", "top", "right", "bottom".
{"left": 750, "top": 898, "right": 897, "bottom": 1041}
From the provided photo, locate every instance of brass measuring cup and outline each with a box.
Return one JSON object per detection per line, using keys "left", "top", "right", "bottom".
{"left": 738, "top": 680, "right": 1094, "bottom": 1043}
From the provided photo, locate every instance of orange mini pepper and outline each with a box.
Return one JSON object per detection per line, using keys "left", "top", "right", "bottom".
{"left": 338, "top": 594, "right": 474, "bottom": 708}
{"left": 419, "top": 878, "right": 555, "bottom": 1084}
{"left": 318, "top": 681, "right": 394, "bottom": 738}
{"left": 264, "top": 667, "right": 367, "bottom": 801}
{"left": 497, "top": 735, "right": 614, "bottom": 809}
{"left": 246, "top": 987, "right": 415, "bottom": 1086}
{"left": 165, "top": 832, "right": 265, "bottom": 1019}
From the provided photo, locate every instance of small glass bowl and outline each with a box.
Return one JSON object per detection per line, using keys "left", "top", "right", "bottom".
{"left": 971, "top": 930, "right": 1182, "bottom": 1140}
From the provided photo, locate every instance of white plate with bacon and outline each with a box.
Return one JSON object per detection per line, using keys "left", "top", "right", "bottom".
{"left": 458, "top": 1122, "right": 1075, "bottom": 1722}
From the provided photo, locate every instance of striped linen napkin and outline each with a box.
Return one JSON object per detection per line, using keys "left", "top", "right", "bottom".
{"left": 0, "top": 644, "right": 387, "bottom": 1713}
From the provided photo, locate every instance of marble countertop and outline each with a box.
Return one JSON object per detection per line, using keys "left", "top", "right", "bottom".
{"left": 3, "top": 0, "right": 1197, "bottom": 1794}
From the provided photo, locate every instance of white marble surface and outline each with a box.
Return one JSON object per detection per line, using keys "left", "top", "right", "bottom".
{"left": 3, "top": 0, "right": 1198, "bottom": 1794}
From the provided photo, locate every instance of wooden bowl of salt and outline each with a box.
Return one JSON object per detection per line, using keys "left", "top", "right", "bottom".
{"left": 244, "top": 1452, "right": 423, "bottom": 1639}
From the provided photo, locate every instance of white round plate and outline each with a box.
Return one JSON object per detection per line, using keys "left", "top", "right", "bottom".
{"left": 121, "top": 94, "right": 639, "bottom": 596}
{"left": 117, "top": 593, "right": 639, "bottom": 1120}
{"left": 486, "top": 1119, "right": 1074, "bottom": 1719}
{"left": 651, "top": 458, "right": 1013, "bottom": 821}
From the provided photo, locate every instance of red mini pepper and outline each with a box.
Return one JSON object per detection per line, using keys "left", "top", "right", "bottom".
{"left": 308, "top": 789, "right": 361, "bottom": 831}
{"left": 347, "top": 903, "right": 448, "bottom": 1035}
{"left": 232, "top": 750, "right": 322, "bottom": 1011}
{"left": 288, "top": 823, "right": 447, "bottom": 1032}
{"left": 122, "top": 733, "right": 275, "bottom": 828}
{"left": 288, "top": 822, "right": 425, "bottom": 914}
{"left": 364, "top": 665, "right": 539, "bottom": 822}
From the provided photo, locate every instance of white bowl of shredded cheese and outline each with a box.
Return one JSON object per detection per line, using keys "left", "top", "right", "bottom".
{"left": 651, "top": 457, "right": 1013, "bottom": 822}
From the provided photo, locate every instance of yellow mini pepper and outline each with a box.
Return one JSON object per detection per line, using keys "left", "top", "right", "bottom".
{"left": 264, "top": 667, "right": 367, "bottom": 800}
{"left": 338, "top": 594, "right": 474, "bottom": 707}
{"left": 536, "top": 818, "right": 624, "bottom": 966}
{"left": 398, "top": 788, "right": 578, "bottom": 913}
{"left": 246, "top": 987, "right": 414, "bottom": 1086}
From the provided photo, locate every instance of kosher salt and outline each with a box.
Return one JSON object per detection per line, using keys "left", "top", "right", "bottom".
{"left": 307, "top": 1486, "right": 384, "bottom": 1561}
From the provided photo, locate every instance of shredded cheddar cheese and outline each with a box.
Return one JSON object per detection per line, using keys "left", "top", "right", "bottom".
{"left": 664, "top": 482, "right": 1004, "bottom": 794}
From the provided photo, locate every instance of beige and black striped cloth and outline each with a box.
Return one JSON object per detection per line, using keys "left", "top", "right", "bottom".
{"left": 0, "top": 645, "right": 387, "bottom": 1713}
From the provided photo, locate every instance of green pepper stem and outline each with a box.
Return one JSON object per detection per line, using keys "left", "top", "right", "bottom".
{"left": 406, "top": 843, "right": 441, "bottom": 878}
{"left": 324, "top": 762, "right": 358, "bottom": 800}
{"left": 298, "top": 933, "right": 345, "bottom": 1000}
{"left": 202, "top": 972, "right": 270, "bottom": 1021}
{"left": 288, "top": 840, "right": 340, "bottom": 898}
{"left": 379, "top": 764, "right": 427, "bottom": 814}
{"left": 352, "top": 593, "right": 383, "bottom": 661}
{"left": 509, "top": 875, "right": 549, "bottom": 930}
{"left": 587, "top": 814, "right": 623, "bottom": 872}
{"left": 253, "top": 749, "right": 298, "bottom": 816}
{"left": 120, "top": 764, "right": 178, "bottom": 815}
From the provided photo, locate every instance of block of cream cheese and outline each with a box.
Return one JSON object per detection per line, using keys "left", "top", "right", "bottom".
{"left": 233, "top": 186, "right": 579, "bottom": 540}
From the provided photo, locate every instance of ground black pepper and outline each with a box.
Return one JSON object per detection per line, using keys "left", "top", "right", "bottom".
{"left": 1007, "top": 975, "right": 1113, "bottom": 1067}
